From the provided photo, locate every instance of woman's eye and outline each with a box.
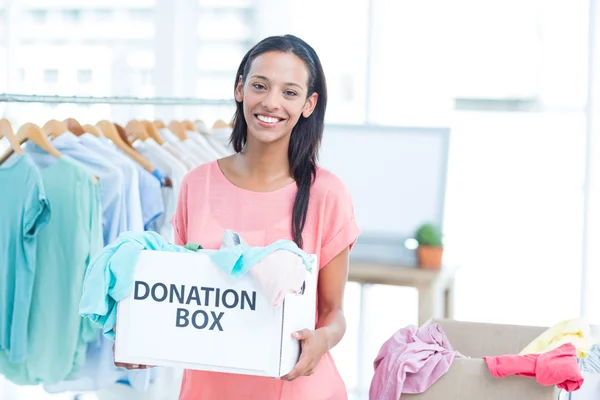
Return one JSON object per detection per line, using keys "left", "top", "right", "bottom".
{"left": 252, "top": 83, "right": 266, "bottom": 90}
{"left": 284, "top": 90, "right": 297, "bottom": 96}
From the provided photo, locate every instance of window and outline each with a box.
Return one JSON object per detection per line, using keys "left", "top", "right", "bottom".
{"left": 127, "top": 9, "right": 154, "bottom": 21}
{"left": 253, "top": 0, "right": 369, "bottom": 124}
{"left": 28, "top": 9, "right": 47, "bottom": 24}
{"left": 130, "top": 69, "right": 153, "bottom": 86}
{"left": 77, "top": 69, "right": 92, "bottom": 84}
{"left": 43, "top": 69, "right": 58, "bottom": 84}
{"left": 62, "top": 9, "right": 82, "bottom": 23}
{"left": 90, "top": 9, "right": 114, "bottom": 22}
{"left": 19, "top": 68, "right": 24, "bottom": 82}
{"left": 197, "top": 73, "right": 231, "bottom": 99}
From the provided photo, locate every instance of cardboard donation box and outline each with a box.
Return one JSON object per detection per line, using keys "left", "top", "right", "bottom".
{"left": 115, "top": 250, "right": 317, "bottom": 378}
{"left": 403, "top": 319, "right": 560, "bottom": 400}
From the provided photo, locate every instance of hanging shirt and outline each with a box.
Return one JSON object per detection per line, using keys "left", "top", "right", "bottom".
{"left": 0, "top": 154, "right": 51, "bottom": 363}
{"left": 95, "top": 136, "right": 165, "bottom": 230}
{"left": 158, "top": 128, "right": 204, "bottom": 167}
{"left": 194, "top": 121, "right": 231, "bottom": 157}
{"left": 135, "top": 138, "right": 187, "bottom": 241}
{"left": 42, "top": 332, "right": 156, "bottom": 394}
{"left": 0, "top": 155, "right": 103, "bottom": 384}
{"left": 171, "top": 160, "right": 361, "bottom": 400}
{"left": 209, "top": 127, "right": 235, "bottom": 153}
{"left": 183, "top": 137, "right": 216, "bottom": 163}
{"left": 79, "top": 133, "right": 144, "bottom": 233}
{"left": 185, "top": 131, "right": 221, "bottom": 161}
{"left": 162, "top": 142, "right": 196, "bottom": 170}
{"left": 132, "top": 163, "right": 164, "bottom": 231}
{"left": 26, "top": 133, "right": 125, "bottom": 246}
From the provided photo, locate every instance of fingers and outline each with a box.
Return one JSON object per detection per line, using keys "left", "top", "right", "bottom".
{"left": 281, "top": 365, "right": 316, "bottom": 381}
{"left": 292, "top": 329, "right": 312, "bottom": 340}
{"left": 281, "top": 358, "right": 310, "bottom": 381}
{"left": 114, "top": 361, "right": 153, "bottom": 370}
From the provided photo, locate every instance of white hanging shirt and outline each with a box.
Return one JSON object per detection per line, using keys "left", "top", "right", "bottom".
{"left": 195, "top": 122, "right": 233, "bottom": 157}
{"left": 158, "top": 128, "right": 204, "bottom": 168}
{"left": 186, "top": 131, "right": 222, "bottom": 161}
{"left": 134, "top": 138, "right": 188, "bottom": 242}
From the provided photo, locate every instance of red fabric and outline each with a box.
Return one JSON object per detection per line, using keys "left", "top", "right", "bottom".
{"left": 483, "top": 343, "right": 583, "bottom": 392}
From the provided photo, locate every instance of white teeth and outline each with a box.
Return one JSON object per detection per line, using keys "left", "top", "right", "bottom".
{"left": 257, "top": 114, "right": 280, "bottom": 124}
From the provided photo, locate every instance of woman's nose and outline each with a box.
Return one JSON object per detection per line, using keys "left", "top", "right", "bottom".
{"left": 261, "top": 91, "right": 281, "bottom": 111}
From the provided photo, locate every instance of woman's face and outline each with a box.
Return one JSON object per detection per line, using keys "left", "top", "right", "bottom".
{"left": 235, "top": 51, "right": 318, "bottom": 146}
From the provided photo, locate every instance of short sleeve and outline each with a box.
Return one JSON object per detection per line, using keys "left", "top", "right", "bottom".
{"left": 171, "top": 174, "right": 189, "bottom": 246}
{"left": 319, "top": 179, "right": 361, "bottom": 269}
{"left": 23, "top": 178, "right": 51, "bottom": 239}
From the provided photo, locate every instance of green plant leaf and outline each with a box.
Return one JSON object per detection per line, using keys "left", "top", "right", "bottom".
{"left": 415, "top": 223, "right": 443, "bottom": 246}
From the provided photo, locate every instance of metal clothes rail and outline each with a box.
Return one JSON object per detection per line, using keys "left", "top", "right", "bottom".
{"left": 0, "top": 93, "right": 235, "bottom": 106}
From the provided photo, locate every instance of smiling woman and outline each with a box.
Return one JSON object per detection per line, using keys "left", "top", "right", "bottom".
{"left": 114, "top": 35, "right": 361, "bottom": 400}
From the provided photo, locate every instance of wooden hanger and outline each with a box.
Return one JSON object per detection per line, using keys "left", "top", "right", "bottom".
{"left": 212, "top": 119, "right": 229, "bottom": 129}
{"left": 195, "top": 119, "right": 205, "bottom": 125}
{"left": 142, "top": 120, "right": 164, "bottom": 145}
{"left": 182, "top": 120, "right": 196, "bottom": 132}
{"left": 43, "top": 119, "right": 69, "bottom": 138}
{"left": 0, "top": 122, "right": 62, "bottom": 166}
{"left": 63, "top": 118, "right": 85, "bottom": 136}
{"left": 114, "top": 123, "right": 133, "bottom": 149}
{"left": 118, "top": 121, "right": 172, "bottom": 188}
{"left": 97, "top": 120, "right": 154, "bottom": 173}
{"left": 0, "top": 119, "right": 23, "bottom": 156}
{"left": 83, "top": 124, "right": 103, "bottom": 137}
{"left": 18, "top": 123, "right": 62, "bottom": 158}
{"left": 153, "top": 119, "right": 166, "bottom": 129}
{"left": 125, "top": 120, "right": 149, "bottom": 143}
{"left": 114, "top": 123, "right": 134, "bottom": 149}
{"left": 168, "top": 120, "right": 188, "bottom": 141}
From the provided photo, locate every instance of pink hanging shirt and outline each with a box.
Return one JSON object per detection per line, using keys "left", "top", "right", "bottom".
{"left": 171, "top": 160, "right": 361, "bottom": 400}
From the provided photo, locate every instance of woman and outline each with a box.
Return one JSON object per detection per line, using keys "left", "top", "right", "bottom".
{"left": 120, "top": 34, "right": 360, "bottom": 399}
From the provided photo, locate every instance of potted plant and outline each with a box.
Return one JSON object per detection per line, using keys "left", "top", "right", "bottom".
{"left": 415, "top": 223, "right": 443, "bottom": 269}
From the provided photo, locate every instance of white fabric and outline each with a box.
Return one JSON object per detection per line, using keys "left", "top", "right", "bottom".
{"left": 135, "top": 139, "right": 187, "bottom": 242}
{"left": 182, "top": 137, "right": 215, "bottom": 163}
{"left": 186, "top": 130, "right": 222, "bottom": 160}
{"left": 158, "top": 128, "right": 204, "bottom": 167}
{"left": 194, "top": 122, "right": 233, "bottom": 156}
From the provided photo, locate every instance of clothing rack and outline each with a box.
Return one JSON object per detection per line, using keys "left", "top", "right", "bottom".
{"left": 0, "top": 93, "right": 234, "bottom": 106}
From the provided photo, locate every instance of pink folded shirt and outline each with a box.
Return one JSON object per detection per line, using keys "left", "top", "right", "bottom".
{"left": 249, "top": 250, "right": 307, "bottom": 306}
{"left": 369, "top": 324, "right": 465, "bottom": 400}
{"left": 484, "top": 342, "right": 584, "bottom": 392}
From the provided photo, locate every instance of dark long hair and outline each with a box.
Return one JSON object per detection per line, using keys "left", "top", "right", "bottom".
{"left": 230, "top": 35, "right": 327, "bottom": 248}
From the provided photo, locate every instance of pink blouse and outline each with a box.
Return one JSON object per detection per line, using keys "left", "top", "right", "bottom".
{"left": 171, "top": 160, "right": 361, "bottom": 400}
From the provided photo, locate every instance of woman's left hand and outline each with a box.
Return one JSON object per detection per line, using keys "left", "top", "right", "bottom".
{"left": 281, "top": 328, "right": 329, "bottom": 381}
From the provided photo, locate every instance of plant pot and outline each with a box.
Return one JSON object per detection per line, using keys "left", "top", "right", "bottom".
{"left": 417, "top": 246, "right": 443, "bottom": 269}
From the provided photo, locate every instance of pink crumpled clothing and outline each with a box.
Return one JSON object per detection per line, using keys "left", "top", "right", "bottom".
{"left": 249, "top": 250, "right": 307, "bottom": 306}
{"left": 484, "top": 342, "right": 583, "bottom": 392}
{"left": 369, "top": 324, "right": 465, "bottom": 400}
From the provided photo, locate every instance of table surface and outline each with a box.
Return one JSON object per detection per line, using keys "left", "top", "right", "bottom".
{"left": 348, "top": 261, "right": 458, "bottom": 286}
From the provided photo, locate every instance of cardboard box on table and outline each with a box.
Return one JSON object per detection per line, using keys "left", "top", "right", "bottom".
{"left": 115, "top": 250, "right": 317, "bottom": 378}
{"left": 403, "top": 319, "right": 562, "bottom": 400}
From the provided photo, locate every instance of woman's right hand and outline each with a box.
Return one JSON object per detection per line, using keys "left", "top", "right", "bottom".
{"left": 112, "top": 325, "right": 154, "bottom": 370}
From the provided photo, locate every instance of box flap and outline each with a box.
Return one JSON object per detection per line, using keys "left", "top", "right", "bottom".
{"left": 278, "top": 256, "right": 318, "bottom": 377}
{"left": 426, "top": 319, "right": 547, "bottom": 358}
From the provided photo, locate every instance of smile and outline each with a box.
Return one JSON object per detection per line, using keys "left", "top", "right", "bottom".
{"left": 255, "top": 114, "right": 285, "bottom": 125}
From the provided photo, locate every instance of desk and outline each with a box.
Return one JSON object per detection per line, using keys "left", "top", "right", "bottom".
{"left": 343, "top": 262, "right": 458, "bottom": 391}
{"left": 348, "top": 262, "right": 458, "bottom": 326}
